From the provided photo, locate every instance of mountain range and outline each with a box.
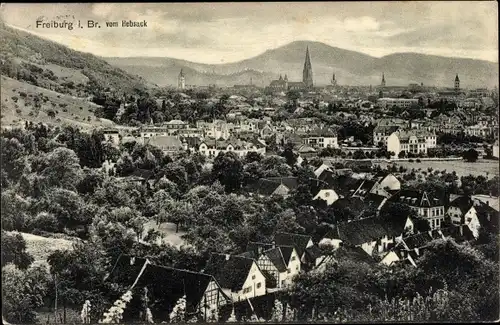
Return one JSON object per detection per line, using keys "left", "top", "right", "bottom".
{"left": 105, "top": 40, "right": 499, "bottom": 89}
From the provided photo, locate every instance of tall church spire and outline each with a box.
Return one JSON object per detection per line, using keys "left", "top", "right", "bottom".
{"left": 303, "top": 46, "right": 313, "bottom": 88}
{"left": 381, "top": 73, "right": 386, "bottom": 87}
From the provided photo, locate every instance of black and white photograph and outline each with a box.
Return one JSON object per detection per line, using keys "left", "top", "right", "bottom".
{"left": 0, "top": 2, "right": 499, "bottom": 323}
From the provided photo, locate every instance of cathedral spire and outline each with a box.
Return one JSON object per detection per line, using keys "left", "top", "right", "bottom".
{"left": 303, "top": 46, "right": 313, "bottom": 88}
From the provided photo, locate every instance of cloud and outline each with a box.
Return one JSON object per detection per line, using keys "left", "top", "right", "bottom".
{"left": 343, "top": 16, "right": 380, "bottom": 32}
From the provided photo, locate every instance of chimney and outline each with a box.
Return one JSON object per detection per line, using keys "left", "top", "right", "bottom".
{"left": 272, "top": 240, "right": 276, "bottom": 249}
{"left": 225, "top": 254, "right": 230, "bottom": 261}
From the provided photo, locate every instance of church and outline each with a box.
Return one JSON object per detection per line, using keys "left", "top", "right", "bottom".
{"left": 267, "top": 46, "right": 314, "bottom": 92}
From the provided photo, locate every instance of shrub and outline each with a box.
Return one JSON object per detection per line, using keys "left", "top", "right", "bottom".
{"left": 408, "top": 159, "right": 414, "bottom": 162}
{"left": 11, "top": 96, "right": 18, "bottom": 102}
{"left": 15, "top": 109, "right": 22, "bottom": 115}
{"left": 19, "top": 92, "right": 27, "bottom": 98}
{"left": 416, "top": 159, "right": 421, "bottom": 163}
{"left": 62, "top": 108, "right": 68, "bottom": 112}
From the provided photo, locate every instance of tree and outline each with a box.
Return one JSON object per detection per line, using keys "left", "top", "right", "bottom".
{"left": 462, "top": 149, "right": 479, "bottom": 162}
{"left": 2, "top": 264, "right": 51, "bottom": 323}
{"left": 281, "top": 145, "right": 297, "bottom": 166}
{"left": 1, "top": 231, "right": 34, "bottom": 269}
{"left": 212, "top": 152, "right": 243, "bottom": 193}
{"left": 41, "top": 147, "right": 83, "bottom": 190}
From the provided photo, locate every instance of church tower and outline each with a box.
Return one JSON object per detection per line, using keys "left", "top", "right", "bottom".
{"left": 454, "top": 74, "right": 460, "bottom": 92}
{"left": 303, "top": 46, "right": 313, "bottom": 88}
{"left": 331, "top": 72, "right": 337, "bottom": 87}
{"left": 178, "top": 69, "right": 185, "bottom": 90}
{"left": 381, "top": 73, "right": 386, "bottom": 87}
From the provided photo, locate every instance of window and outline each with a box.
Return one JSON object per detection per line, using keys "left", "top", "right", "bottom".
{"left": 252, "top": 275, "right": 255, "bottom": 280}
{"left": 296, "top": 266, "right": 299, "bottom": 271}
{"left": 287, "top": 268, "right": 291, "bottom": 274}
{"left": 281, "top": 280, "right": 285, "bottom": 286}
{"left": 243, "top": 287, "right": 252, "bottom": 294}
{"left": 291, "top": 256, "right": 296, "bottom": 261}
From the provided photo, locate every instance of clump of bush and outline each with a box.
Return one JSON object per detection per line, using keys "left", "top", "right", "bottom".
{"left": 19, "top": 92, "right": 27, "bottom": 98}
{"left": 11, "top": 96, "right": 18, "bottom": 102}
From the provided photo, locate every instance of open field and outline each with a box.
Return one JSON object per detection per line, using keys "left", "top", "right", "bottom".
{"left": 376, "top": 159, "right": 499, "bottom": 179}
{"left": 143, "top": 221, "right": 188, "bottom": 248}
{"left": 10, "top": 232, "right": 76, "bottom": 269}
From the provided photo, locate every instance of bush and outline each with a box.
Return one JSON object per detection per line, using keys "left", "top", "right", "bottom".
{"left": 15, "top": 108, "right": 22, "bottom": 115}
{"left": 416, "top": 159, "right": 421, "bottom": 163}
{"left": 11, "top": 96, "right": 18, "bottom": 102}
{"left": 19, "top": 92, "right": 27, "bottom": 98}
{"left": 408, "top": 159, "right": 414, "bottom": 162}
{"left": 62, "top": 108, "right": 68, "bottom": 112}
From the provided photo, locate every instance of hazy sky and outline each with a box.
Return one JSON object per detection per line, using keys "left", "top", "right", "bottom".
{"left": 1, "top": 2, "right": 498, "bottom": 64}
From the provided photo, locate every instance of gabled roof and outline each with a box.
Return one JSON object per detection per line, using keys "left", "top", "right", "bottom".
{"left": 274, "top": 232, "right": 311, "bottom": 258}
{"left": 304, "top": 245, "right": 323, "bottom": 262}
{"left": 246, "top": 177, "right": 298, "bottom": 196}
{"left": 448, "top": 196, "right": 474, "bottom": 214}
{"left": 388, "top": 189, "right": 445, "bottom": 207}
{"left": 262, "top": 247, "right": 287, "bottom": 272}
{"left": 473, "top": 201, "right": 499, "bottom": 231}
{"left": 204, "top": 254, "right": 256, "bottom": 291}
{"left": 107, "top": 255, "right": 227, "bottom": 315}
{"left": 332, "top": 246, "right": 375, "bottom": 264}
{"left": 325, "top": 217, "right": 390, "bottom": 246}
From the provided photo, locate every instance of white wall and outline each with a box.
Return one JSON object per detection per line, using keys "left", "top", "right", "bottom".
{"left": 284, "top": 249, "right": 301, "bottom": 286}
{"left": 233, "top": 262, "right": 266, "bottom": 301}
{"left": 313, "top": 189, "right": 339, "bottom": 206}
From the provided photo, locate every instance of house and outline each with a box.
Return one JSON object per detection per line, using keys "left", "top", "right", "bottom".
{"left": 145, "top": 135, "right": 185, "bottom": 155}
{"left": 321, "top": 215, "right": 414, "bottom": 256}
{"left": 447, "top": 196, "right": 477, "bottom": 225}
{"left": 203, "top": 253, "right": 267, "bottom": 302}
{"left": 493, "top": 140, "right": 499, "bottom": 158}
{"left": 387, "top": 130, "right": 436, "bottom": 157}
{"left": 101, "top": 128, "right": 120, "bottom": 146}
{"left": 467, "top": 201, "right": 499, "bottom": 238}
{"left": 381, "top": 225, "right": 475, "bottom": 267}
{"left": 318, "top": 172, "right": 362, "bottom": 198}
{"left": 198, "top": 137, "right": 265, "bottom": 158}
{"left": 255, "top": 245, "right": 301, "bottom": 289}
{"left": 246, "top": 177, "right": 299, "bottom": 198}
{"left": 106, "top": 255, "right": 231, "bottom": 321}
{"left": 273, "top": 232, "right": 314, "bottom": 263}
{"left": 314, "top": 162, "right": 333, "bottom": 177}
{"left": 313, "top": 188, "right": 340, "bottom": 206}
{"left": 303, "top": 128, "right": 339, "bottom": 149}
{"left": 387, "top": 190, "right": 446, "bottom": 230}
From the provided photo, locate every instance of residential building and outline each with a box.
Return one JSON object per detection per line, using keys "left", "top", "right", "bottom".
{"left": 313, "top": 188, "right": 340, "bottom": 206}
{"left": 204, "top": 254, "right": 267, "bottom": 302}
{"left": 387, "top": 130, "right": 436, "bottom": 156}
{"left": 145, "top": 135, "right": 185, "bottom": 155}
{"left": 198, "top": 137, "right": 265, "bottom": 158}
{"left": 388, "top": 190, "right": 446, "bottom": 230}
{"left": 321, "top": 215, "right": 414, "bottom": 256}
{"left": 107, "top": 255, "right": 231, "bottom": 320}
{"left": 246, "top": 177, "right": 299, "bottom": 198}
{"left": 303, "top": 128, "right": 339, "bottom": 149}
{"left": 273, "top": 232, "right": 314, "bottom": 264}
{"left": 377, "top": 98, "right": 419, "bottom": 109}
{"left": 102, "top": 128, "right": 120, "bottom": 146}
{"left": 493, "top": 140, "right": 499, "bottom": 158}
{"left": 447, "top": 196, "right": 477, "bottom": 225}
{"left": 254, "top": 245, "right": 301, "bottom": 289}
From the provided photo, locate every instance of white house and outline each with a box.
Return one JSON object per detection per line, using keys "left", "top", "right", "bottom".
{"left": 256, "top": 246, "right": 301, "bottom": 289}
{"left": 204, "top": 254, "right": 267, "bottom": 303}
{"left": 387, "top": 130, "right": 434, "bottom": 157}
{"left": 313, "top": 189, "right": 340, "bottom": 206}
{"left": 388, "top": 190, "right": 446, "bottom": 230}
{"left": 447, "top": 196, "right": 477, "bottom": 225}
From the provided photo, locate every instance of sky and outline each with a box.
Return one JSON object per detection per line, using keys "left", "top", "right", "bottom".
{"left": 1, "top": 2, "right": 498, "bottom": 64}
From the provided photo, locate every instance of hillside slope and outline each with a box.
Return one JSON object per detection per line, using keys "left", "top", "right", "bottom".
{"left": 1, "top": 75, "right": 115, "bottom": 130}
{"left": 0, "top": 21, "right": 153, "bottom": 96}
{"left": 106, "top": 40, "right": 498, "bottom": 88}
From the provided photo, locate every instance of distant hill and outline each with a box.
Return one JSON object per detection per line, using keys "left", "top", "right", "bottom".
{"left": 105, "top": 40, "right": 498, "bottom": 88}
